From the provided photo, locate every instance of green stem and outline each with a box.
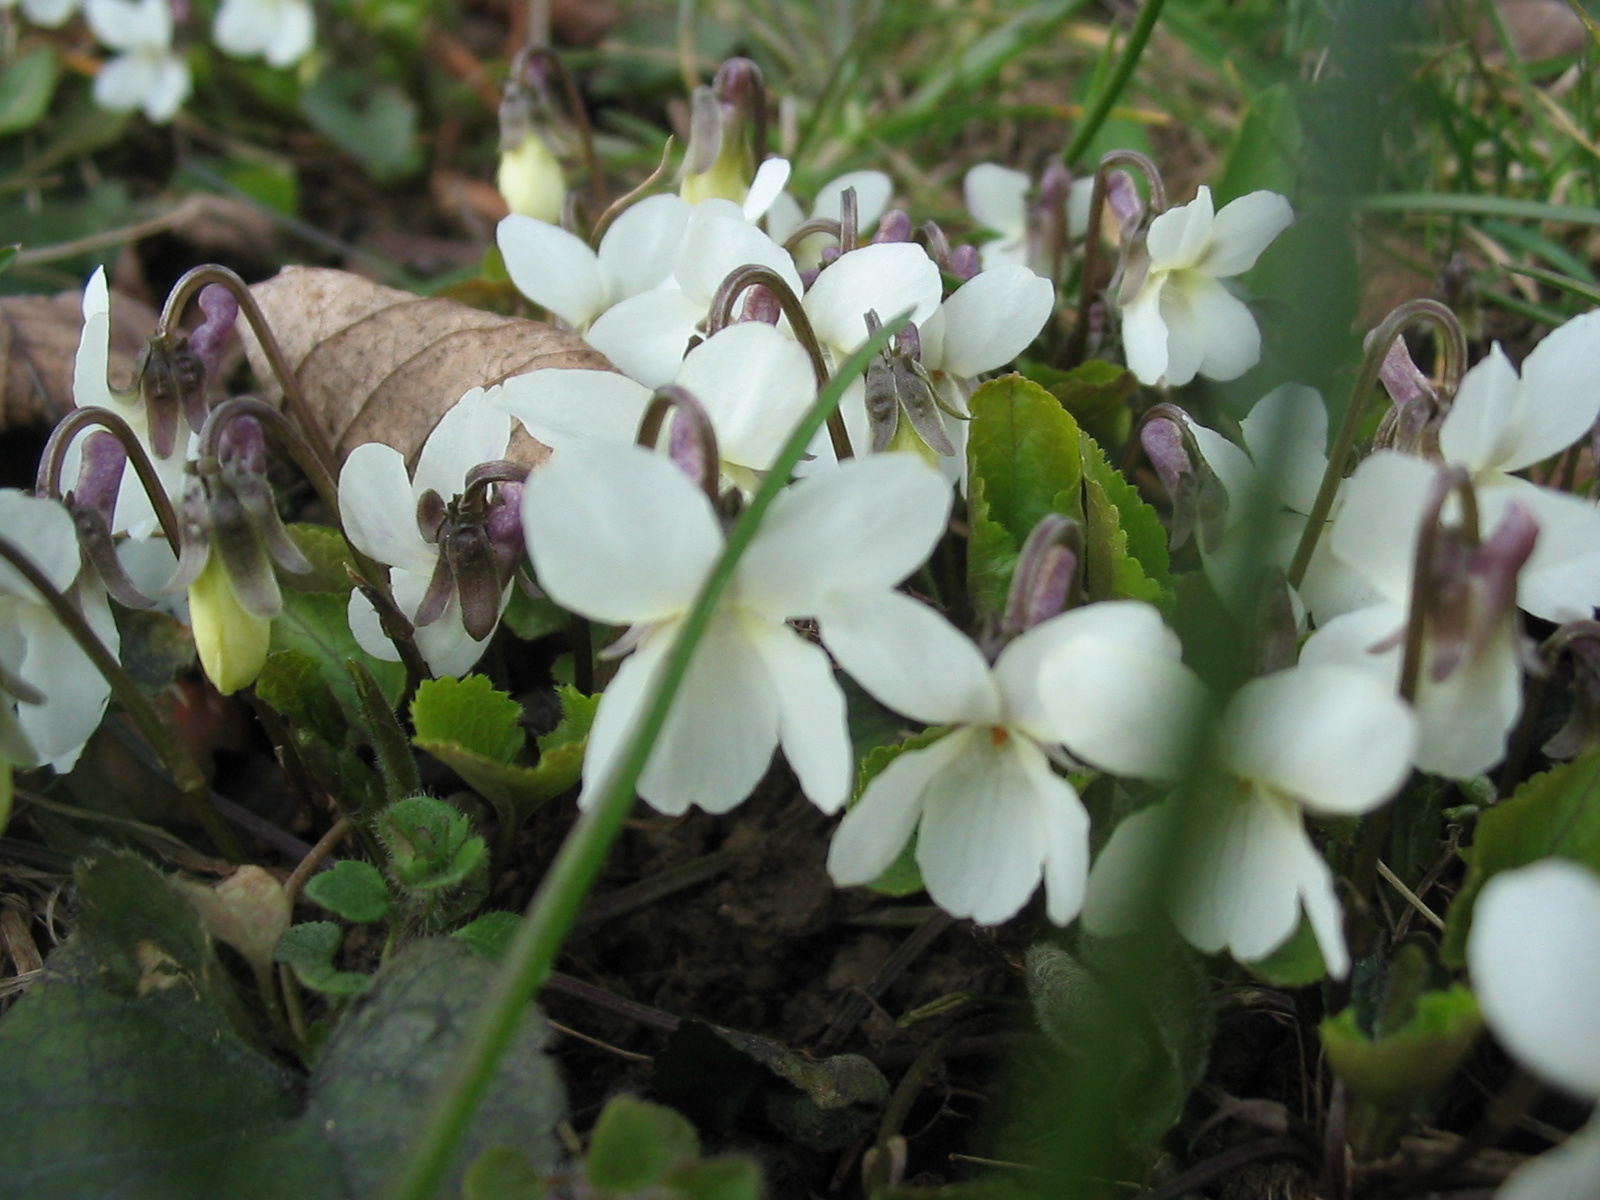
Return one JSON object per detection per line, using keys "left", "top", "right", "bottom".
{"left": 0, "top": 536, "right": 245, "bottom": 862}
{"left": 1061, "top": 0, "right": 1166, "bottom": 166}
{"left": 380, "top": 313, "right": 911, "bottom": 1200}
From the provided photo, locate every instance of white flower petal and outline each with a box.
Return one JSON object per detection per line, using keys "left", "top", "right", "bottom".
{"left": 411, "top": 386, "right": 512, "bottom": 503}
{"left": 736, "top": 452, "right": 951, "bottom": 612}
{"left": 1171, "top": 793, "right": 1305, "bottom": 965}
{"left": 1197, "top": 190, "right": 1293, "bottom": 278}
{"left": 1469, "top": 859, "right": 1600, "bottom": 1098}
{"left": 1179, "top": 273, "right": 1262, "bottom": 383}
{"left": 1120, "top": 273, "right": 1169, "bottom": 386}
{"left": 497, "top": 216, "right": 604, "bottom": 328}
{"left": 1146, "top": 186, "right": 1215, "bottom": 271}
{"left": 827, "top": 732, "right": 966, "bottom": 886}
{"left": 819, "top": 589, "right": 1001, "bottom": 726}
{"left": 579, "top": 626, "right": 668, "bottom": 808}
{"left": 1039, "top": 634, "right": 1208, "bottom": 782}
{"left": 803, "top": 243, "right": 942, "bottom": 358}
{"left": 1498, "top": 1116, "right": 1600, "bottom": 1200}
{"left": 73, "top": 268, "right": 115, "bottom": 410}
{"left": 936, "top": 266, "right": 1055, "bottom": 379}
{"left": 1437, "top": 344, "right": 1525, "bottom": 475}
{"left": 764, "top": 192, "right": 805, "bottom": 246}
{"left": 394, "top": 568, "right": 495, "bottom": 678}
{"left": 1221, "top": 664, "right": 1416, "bottom": 816}
{"left": 338, "top": 443, "right": 436, "bottom": 575}
{"left": 1031, "top": 752, "right": 1091, "bottom": 925}
{"left": 0, "top": 492, "right": 81, "bottom": 597}
{"left": 585, "top": 288, "right": 704, "bottom": 389}
{"left": 596, "top": 193, "right": 692, "bottom": 303}
{"left": 742, "top": 157, "right": 791, "bottom": 222}
{"left": 346, "top": 589, "right": 403, "bottom": 663}
{"left": 492, "top": 368, "right": 652, "bottom": 451}
{"left": 964, "top": 164, "right": 1030, "bottom": 239}
{"left": 814, "top": 170, "right": 894, "bottom": 232}
{"left": 521, "top": 440, "right": 721, "bottom": 625}
{"left": 213, "top": 0, "right": 267, "bottom": 56}
{"left": 1297, "top": 836, "right": 1351, "bottom": 980}
{"left": 93, "top": 55, "right": 157, "bottom": 113}
{"left": 744, "top": 620, "right": 850, "bottom": 812}
{"left": 14, "top": 585, "right": 115, "bottom": 771}
{"left": 916, "top": 729, "right": 1050, "bottom": 924}
{"left": 675, "top": 202, "right": 802, "bottom": 307}
{"left": 1499, "top": 308, "right": 1600, "bottom": 472}
{"left": 1488, "top": 478, "right": 1600, "bottom": 623}
{"left": 1329, "top": 449, "right": 1437, "bottom": 605}
{"left": 675, "top": 323, "right": 815, "bottom": 472}
{"left": 263, "top": 0, "right": 313, "bottom": 66}
{"left": 1239, "top": 383, "right": 1327, "bottom": 515}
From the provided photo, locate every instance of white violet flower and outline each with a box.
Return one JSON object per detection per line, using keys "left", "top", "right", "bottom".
{"left": 86, "top": 0, "right": 191, "bottom": 124}
{"left": 212, "top": 0, "right": 314, "bottom": 67}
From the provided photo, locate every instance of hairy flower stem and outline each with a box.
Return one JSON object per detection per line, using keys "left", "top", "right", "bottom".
{"left": 201, "top": 398, "right": 431, "bottom": 687}
{"left": 636, "top": 385, "right": 722, "bottom": 500}
{"left": 381, "top": 312, "right": 911, "bottom": 1200}
{"left": 0, "top": 536, "right": 245, "bottom": 862}
{"left": 704, "top": 263, "right": 854, "bottom": 460}
{"left": 157, "top": 265, "right": 341, "bottom": 482}
{"left": 1062, "top": 0, "right": 1168, "bottom": 166}
{"left": 588, "top": 137, "right": 674, "bottom": 245}
{"left": 1286, "top": 299, "right": 1467, "bottom": 589}
{"left": 1065, "top": 149, "right": 1166, "bottom": 369}
{"left": 35, "top": 407, "right": 183, "bottom": 546}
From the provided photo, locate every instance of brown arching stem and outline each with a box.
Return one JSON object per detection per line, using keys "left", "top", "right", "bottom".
{"left": 157, "top": 265, "right": 341, "bottom": 482}
{"left": 635, "top": 384, "right": 722, "bottom": 501}
{"left": 200, "top": 398, "right": 432, "bottom": 687}
{"left": 1066, "top": 148, "right": 1168, "bottom": 368}
{"left": 35, "top": 407, "right": 184, "bottom": 548}
{"left": 703, "top": 263, "right": 854, "bottom": 461}
{"left": 1397, "top": 466, "right": 1479, "bottom": 706}
{"left": 1286, "top": 298, "right": 1468, "bottom": 589}
{"left": 0, "top": 535, "right": 245, "bottom": 863}
{"left": 782, "top": 217, "right": 842, "bottom": 253}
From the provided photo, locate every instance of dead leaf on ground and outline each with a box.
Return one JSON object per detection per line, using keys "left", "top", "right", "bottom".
{"left": 0, "top": 286, "right": 157, "bottom": 433}
{"left": 1476, "top": 0, "right": 1587, "bottom": 63}
{"left": 239, "top": 266, "right": 612, "bottom": 469}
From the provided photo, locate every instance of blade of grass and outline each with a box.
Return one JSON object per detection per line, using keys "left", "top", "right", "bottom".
{"left": 1063, "top": 0, "right": 1167, "bottom": 165}
{"left": 1357, "top": 192, "right": 1600, "bottom": 227}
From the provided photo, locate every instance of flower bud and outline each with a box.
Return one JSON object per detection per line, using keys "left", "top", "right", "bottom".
{"left": 1372, "top": 334, "right": 1441, "bottom": 455}
{"left": 680, "top": 58, "right": 765, "bottom": 206}
{"left": 947, "top": 243, "right": 980, "bottom": 282}
{"left": 1103, "top": 169, "right": 1144, "bottom": 234}
{"left": 188, "top": 284, "right": 238, "bottom": 399}
{"left": 135, "top": 336, "right": 207, "bottom": 458}
{"left": 1425, "top": 499, "right": 1538, "bottom": 684}
{"left": 1002, "top": 513, "right": 1080, "bottom": 638}
{"left": 864, "top": 315, "right": 954, "bottom": 458}
{"left": 68, "top": 432, "right": 154, "bottom": 609}
{"left": 189, "top": 550, "right": 272, "bottom": 696}
{"left": 498, "top": 50, "right": 574, "bottom": 222}
{"left": 873, "top": 209, "right": 913, "bottom": 244}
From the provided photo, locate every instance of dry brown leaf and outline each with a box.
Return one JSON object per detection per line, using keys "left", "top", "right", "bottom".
{"left": 239, "top": 266, "right": 612, "bottom": 469}
{"left": 0, "top": 286, "right": 158, "bottom": 433}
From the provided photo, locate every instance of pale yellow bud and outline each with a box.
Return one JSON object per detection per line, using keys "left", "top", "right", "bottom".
{"left": 887, "top": 414, "right": 945, "bottom": 468}
{"left": 189, "top": 553, "right": 272, "bottom": 696}
{"left": 497, "top": 134, "right": 568, "bottom": 223}
{"left": 680, "top": 152, "right": 752, "bottom": 207}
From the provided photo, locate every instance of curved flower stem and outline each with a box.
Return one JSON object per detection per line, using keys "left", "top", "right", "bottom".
{"left": 201, "top": 398, "right": 431, "bottom": 687}
{"left": 636, "top": 385, "right": 722, "bottom": 500}
{"left": 703, "top": 263, "right": 853, "bottom": 460}
{"left": 1397, "top": 466, "right": 1478, "bottom": 706}
{"left": 1286, "top": 299, "right": 1467, "bottom": 589}
{"left": 380, "top": 311, "right": 911, "bottom": 1200}
{"left": 588, "top": 137, "right": 674, "bottom": 246}
{"left": 1062, "top": 0, "right": 1168, "bottom": 166}
{"left": 0, "top": 536, "right": 245, "bottom": 862}
{"left": 158, "top": 265, "right": 341, "bottom": 482}
{"left": 782, "top": 218, "right": 842, "bottom": 253}
{"left": 1065, "top": 148, "right": 1166, "bottom": 369}
{"left": 35, "top": 407, "right": 183, "bottom": 547}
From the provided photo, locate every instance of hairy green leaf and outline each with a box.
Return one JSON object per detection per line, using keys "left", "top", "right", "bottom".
{"left": 586, "top": 1095, "right": 700, "bottom": 1195}
{"left": 303, "top": 860, "right": 392, "bottom": 924}
{"left": 0, "top": 48, "right": 59, "bottom": 137}
{"left": 274, "top": 922, "right": 374, "bottom": 996}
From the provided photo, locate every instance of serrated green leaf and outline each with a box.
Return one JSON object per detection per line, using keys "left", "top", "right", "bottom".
{"left": 586, "top": 1095, "right": 700, "bottom": 1194}
{"left": 454, "top": 911, "right": 521, "bottom": 962}
{"left": 539, "top": 685, "right": 599, "bottom": 754}
{"left": 664, "top": 1157, "right": 762, "bottom": 1200}
{"left": 463, "top": 1146, "right": 546, "bottom": 1200}
{"left": 0, "top": 48, "right": 59, "bottom": 137}
{"left": 0, "top": 850, "right": 345, "bottom": 1200}
{"left": 270, "top": 590, "right": 405, "bottom": 723}
{"left": 1321, "top": 987, "right": 1481, "bottom": 1110}
{"left": 377, "top": 796, "right": 486, "bottom": 893}
{"left": 1079, "top": 430, "right": 1173, "bottom": 611}
{"left": 1441, "top": 750, "right": 1600, "bottom": 966}
{"left": 303, "top": 860, "right": 392, "bottom": 924}
{"left": 411, "top": 676, "right": 526, "bottom": 765}
{"left": 1017, "top": 359, "right": 1137, "bottom": 424}
{"left": 1245, "top": 911, "right": 1329, "bottom": 986}
{"left": 274, "top": 922, "right": 373, "bottom": 996}
{"left": 967, "top": 374, "right": 1085, "bottom": 549}
{"left": 966, "top": 476, "right": 1019, "bottom": 619}
{"left": 306, "top": 939, "right": 564, "bottom": 1197}
{"left": 255, "top": 649, "right": 348, "bottom": 744}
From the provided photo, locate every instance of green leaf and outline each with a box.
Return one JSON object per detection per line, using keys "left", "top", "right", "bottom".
{"left": 967, "top": 374, "right": 1084, "bottom": 550}
{"left": 1017, "top": 359, "right": 1137, "bottom": 441}
{"left": 463, "top": 1147, "right": 546, "bottom": 1200}
{"left": 306, "top": 939, "right": 565, "bottom": 1197}
{"left": 1214, "top": 81, "right": 1302, "bottom": 205}
{"left": 1441, "top": 750, "right": 1600, "bottom": 965}
{"left": 849, "top": 728, "right": 949, "bottom": 897}
{"left": 350, "top": 660, "right": 423, "bottom": 804}
{"left": 270, "top": 590, "right": 405, "bottom": 724}
{"left": 1320, "top": 987, "right": 1482, "bottom": 1110}
{"left": 274, "top": 922, "right": 374, "bottom": 996}
{"left": 453, "top": 911, "right": 522, "bottom": 962}
{"left": 501, "top": 589, "right": 568, "bottom": 641}
{"left": 255, "top": 649, "right": 348, "bottom": 745}
{"left": 411, "top": 676, "right": 526, "bottom": 765}
{"left": 283, "top": 524, "right": 359, "bottom": 594}
{"left": 0, "top": 48, "right": 59, "bottom": 137}
{"left": 377, "top": 796, "right": 487, "bottom": 892}
{"left": 303, "top": 860, "right": 392, "bottom": 924}
{"left": 662, "top": 1158, "right": 762, "bottom": 1200}
{"left": 0, "top": 850, "right": 345, "bottom": 1199}
{"left": 585, "top": 1095, "right": 700, "bottom": 1194}
{"left": 300, "top": 73, "right": 419, "bottom": 176}
{"left": 415, "top": 686, "right": 597, "bottom": 833}
{"left": 1079, "top": 428, "right": 1173, "bottom": 610}
{"left": 1245, "top": 912, "right": 1329, "bottom": 987}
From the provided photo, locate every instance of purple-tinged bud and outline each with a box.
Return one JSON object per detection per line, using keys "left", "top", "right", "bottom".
{"left": 1104, "top": 169, "right": 1144, "bottom": 231}
{"left": 1464, "top": 500, "right": 1539, "bottom": 657}
{"left": 417, "top": 489, "right": 447, "bottom": 544}
{"left": 217, "top": 413, "right": 266, "bottom": 477}
{"left": 73, "top": 431, "right": 127, "bottom": 522}
{"left": 1140, "top": 417, "right": 1190, "bottom": 502}
{"left": 667, "top": 407, "right": 712, "bottom": 484}
{"left": 919, "top": 221, "right": 953, "bottom": 268}
{"left": 1139, "top": 412, "right": 1212, "bottom": 551}
{"left": 1028, "top": 161, "right": 1073, "bottom": 281}
{"left": 136, "top": 337, "right": 206, "bottom": 459}
{"left": 213, "top": 415, "right": 312, "bottom": 578}
{"left": 799, "top": 266, "right": 821, "bottom": 290}
{"left": 1372, "top": 332, "right": 1441, "bottom": 454}
{"left": 713, "top": 56, "right": 762, "bottom": 108}
{"left": 487, "top": 481, "right": 525, "bottom": 585}
{"left": 818, "top": 245, "right": 841, "bottom": 269}
{"left": 188, "top": 284, "right": 238, "bottom": 415}
{"left": 1425, "top": 499, "right": 1538, "bottom": 683}
{"left": 873, "top": 209, "right": 913, "bottom": 244}
{"left": 947, "top": 243, "right": 980, "bottom": 281}
{"left": 737, "top": 284, "right": 781, "bottom": 325}
{"left": 894, "top": 323, "right": 921, "bottom": 363}
{"left": 1002, "top": 514, "right": 1081, "bottom": 639}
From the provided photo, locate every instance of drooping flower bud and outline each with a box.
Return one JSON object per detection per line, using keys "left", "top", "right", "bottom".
{"left": 1103, "top": 169, "right": 1144, "bottom": 234}
{"left": 1418, "top": 496, "right": 1538, "bottom": 685}
{"left": 1372, "top": 333, "right": 1442, "bottom": 455}
{"left": 67, "top": 431, "right": 153, "bottom": 609}
{"left": 680, "top": 58, "right": 766, "bottom": 207}
{"left": 134, "top": 335, "right": 207, "bottom": 458}
{"left": 863, "top": 314, "right": 954, "bottom": 461}
{"left": 1002, "top": 513, "right": 1081, "bottom": 640}
{"left": 497, "top": 50, "right": 573, "bottom": 222}
{"left": 1138, "top": 408, "right": 1228, "bottom": 551}
{"left": 873, "top": 209, "right": 913, "bottom": 244}
{"left": 736, "top": 284, "right": 781, "bottom": 325}
{"left": 188, "top": 283, "right": 238, "bottom": 400}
